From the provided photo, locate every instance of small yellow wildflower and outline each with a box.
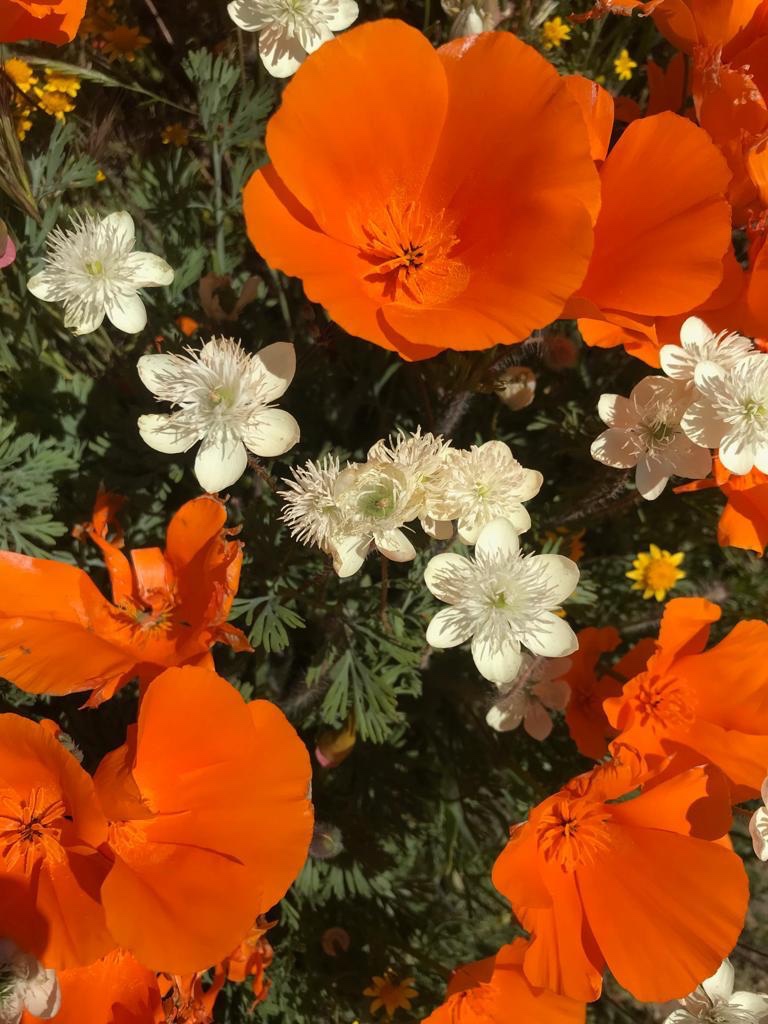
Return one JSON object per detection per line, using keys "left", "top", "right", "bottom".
{"left": 161, "top": 123, "right": 190, "bottom": 147}
{"left": 14, "top": 104, "right": 34, "bottom": 141}
{"left": 541, "top": 16, "right": 572, "bottom": 50}
{"left": 4, "top": 58, "right": 38, "bottom": 93}
{"left": 363, "top": 972, "right": 418, "bottom": 1018}
{"left": 102, "top": 25, "right": 150, "bottom": 62}
{"left": 43, "top": 70, "right": 81, "bottom": 98}
{"left": 96, "top": 169, "right": 107, "bottom": 183}
{"left": 626, "top": 544, "right": 685, "bottom": 601}
{"left": 614, "top": 48, "right": 638, "bottom": 81}
{"left": 35, "top": 88, "right": 76, "bottom": 121}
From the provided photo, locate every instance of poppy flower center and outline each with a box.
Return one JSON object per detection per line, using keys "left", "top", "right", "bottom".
{"left": 537, "top": 796, "right": 611, "bottom": 871}
{"left": 629, "top": 672, "right": 696, "bottom": 731}
{"left": 359, "top": 199, "right": 470, "bottom": 306}
{"left": 0, "top": 787, "right": 69, "bottom": 871}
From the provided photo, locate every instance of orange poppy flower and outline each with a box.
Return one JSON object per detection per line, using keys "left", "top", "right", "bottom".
{"left": 676, "top": 453, "right": 768, "bottom": 553}
{"left": 566, "top": 110, "right": 733, "bottom": 367}
{"left": 0, "top": 715, "right": 115, "bottom": 970}
{"left": 0, "top": 493, "right": 250, "bottom": 706}
{"left": 653, "top": 0, "right": 763, "bottom": 53}
{"left": 492, "top": 756, "right": 748, "bottom": 1002}
{"left": 0, "top": 0, "right": 86, "bottom": 42}
{"left": 21, "top": 950, "right": 164, "bottom": 1024}
{"left": 605, "top": 597, "right": 768, "bottom": 797}
{"left": 572, "top": 0, "right": 664, "bottom": 21}
{"left": 562, "top": 627, "right": 655, "bottom": 761}
{"left": 244, "top": 20, "right": 600, "bottom": 360}
{"left": 422, "top": 939, "right": 585, "bottom": 1023}
{"left": 217, "top": 918, "right": 274, "bottom": 1004}
{"left": 94, "top": 665, "right": 313, "bottom": 974}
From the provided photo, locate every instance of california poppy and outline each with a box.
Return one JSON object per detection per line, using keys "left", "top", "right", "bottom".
{"left": 216, "top": 918, "right": 274, "bottom": 1005}
{"left": 676, "top": 454, "right": 768, "bottom": 553}
{"left": 244, "top": 20, "right": 600, "bottom": 359}
{"left": 653, "top": 0, "right": 763, "bottom": 53}
{"left": 605, "top": 597, "right": 768, "bottom": 797}
{"left": 94, "top": 665, "right": 314, "bottom": 974}
{"left": 492, "top": 756, "right": 748, "bottom": 1002}
{"left": 0, "top": 715, "right": 115, "bottom": 970}
{"left": 422, "top": 939, "right": 585, "bottom": 1023}
{"left": 0, "top": 0, "right": 86, "bottom": 43}
{"left": 21, "top": 950, "right": 164, "bottom": 1024}
{"left": 0, "top": 493, "right": 250, "bottom": 706}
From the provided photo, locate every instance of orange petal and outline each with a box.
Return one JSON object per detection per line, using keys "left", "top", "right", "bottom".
{"left": 653, "top": 0, "right": 762, "bottom": 51}
{"left": 0, "top": 0, "right": 86, "bottom": 43}
{"left": 655, "top": 596, "right": 721, "bottom": 666}
{"left": 563, "top": 75, "right": 615, "bottom": 162}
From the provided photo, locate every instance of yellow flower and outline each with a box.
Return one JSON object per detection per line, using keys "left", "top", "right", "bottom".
{"left": 14, "top": 105, "right": 34, "bottom": 141}
{"left": 4, "top": 58, "right": 38, "bottom": 93}
{"left": 43, "top": 70, "right": 81, "bottom": 97}
{"left": 626, "top": 544, "right": 685, "bottom": 602}
{"left": 102, "top": 25, "right": 150, "bottom": 61}
{"left": 35, "top": 88, "right": 76, "bottom": 121}
{"left": 363, "top": 973, "right": 418, "bottom": 1018}
{"left": 161, "top": 123, "right": 190, "bottom": 146}
{"left": 614, "top": 48, "right": 638, "bottom": 81}
{"left": 96, "top": 169, "right": 106, "bottom": 183}
{"left": 541, "top": 16, "right": 572, "bottom": 50}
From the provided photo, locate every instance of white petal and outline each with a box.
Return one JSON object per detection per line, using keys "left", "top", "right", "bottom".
{"left": 331, "top": 534, "right": 369, "bottom": 577}
{"left": 680, "top": 400, "right": 726, "bottom": 449}
{"left": 101, "top": 210, "right": 135, "bottom": 252}
{"left": 680, "top": 316, "right": 714, "bottom": 351}
{"left": 522, "top": 611, "right": 578, "bottom": 658}
{"left": 597, "top": 394, "right": 635, "bottom": 428}
{"left": 227, "top": 0, "right": 263, "bottom": 30}
{"left": 27, "top": 271, "right": 56, "bottom": 300}
{"left": 253, "top": 341, "right": 296, "bottom": 403}
{"left": 670, "top": 443, "right": 712, "bottom": 481}
{"left": 749, "top": 806, "right": 768, "bottom": 860}
{"left": 524, "top": 702, "right": 554, "bottom": 741}
{"left": 471, "top": 632, "right": 522, "bottom": 685}
{"left": 375, "top": 529, "right": 416, "bottom": 563}
{"left": 138, "top": 414, "right": 200, "bottom": 454}
{"left": 591, "top": 428, "right": 638, "bottom": 469}
{"left": 302, "top": 21, "right": 334, "bottom": 54}
{"left": 242, "top": 408, "right": 300, "bottom": 458}
{"left": 121, "top": 251, "right": 174, "bottom": 287}
{"left": 756, "top": 448, "right": 768, "bottom": 476}
{"left": 486, "top": 702, "right": 524, "bottom": 733}
{"left": 105, "top": 291, "right": 147, "bottom": 334}
{"left": 659, "top": 344, "right": 695, "bottom": 381}
{"left": 635, "top": 457, "right": 669, "bottom": 501}
{"left": 69, "top": 305, "right": 106, "bottom": 336}
{"left": 518, "top": 468, "right": 544, "bottom": 502}
{"left": 137, "top": 352, "right": 179, "bottom": 394}
{"left": 701, "top": 960, "right": 735, "bottom": 1004}
{"left": 194, "top": 435, "right": 248, "bottom": 492}
{"left": 424, "top": 552, "right": 472, "bottom": 602}
{"left": 527, "top": 554, "right": 580, "bottom": 604}
{"left": 427, "top": 606, "right": 474, "bottom": 649}
{"left": 22, "top": 969, "right": 61, "bottom": 1018}
{"left": 259, "top": 25, "right": 307, "bottom": 77}
{"left": 719, "top": 433, "right": 758, "bottom": 476}
{"left": 325, "top": 0, "right": 358, "bottom": 29}
{"left": 421, "top": 516, "right": 454, "bottom": 540}
{"left": 475, "top": 518, "right": 520, "bottom": 560}
{"left": 731, "top": 991, "right": 768, "bottom": 1014}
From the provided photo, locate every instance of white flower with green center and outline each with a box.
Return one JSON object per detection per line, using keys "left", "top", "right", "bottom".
{"left": 0, "top": 940, "right": 60, "bottom": 1024}
{"left": 749, "top": 776, "right": 768, "bottom": 862}
{"left": 367, "top": 428, "right": 454, "bottom": 539}
{"left": 279, "top": 454, "right": 342, "bottom": 552}
{"left": 137, "top": 337, "right": 300, "bottom": 493}
{"left": 429, "top": 440, "right": 543, "bottom": 544}
{"left": 681, "top": 355, "right": 768, "bottom": 476}
{"left": 590, "top": 376, "right": 712, "bottom": 500}
{"left": 660, "top": 317, "right": 755, "bottom": 391}
{"left": 486, "top": 653, "right": 571, "bottom": 739}
{"left": 664, "top": 960, "right": 768, "bottom": 1024}
{"left": 331, "top": 461, "right": 421, "bottom": 577}
{"left": 227, "top": 0, "right": 358, "bottom": 78}
{"left": 424, "top": 517, "right": 579, "bottom": 685}
{"left": 27, "top": 211, "right": 173, "bottom": 336}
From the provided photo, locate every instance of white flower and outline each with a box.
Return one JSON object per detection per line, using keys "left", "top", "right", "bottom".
{"left": 330, "top": 461, "right": 420, "bottom": 577}
{"left": 27, "top": 211, "right": 173, "bottom": 336}
{"left": 681, "top": 355, "right": 768, "bottom": 477}
{"left": 367, "top": 428, "right": 453, "bottom": 539}
{"left": 486, "top": 653, "right": 571, "bottom": 740}
{"left": 0, "top": 939, "right": 60, "bottom": 1024}
{"left": 279, "top": 454, "right": 342, "bottom": 552}
{"left": 750, "top": 776, "right": 768, "bottom": 862}
{"left": 660, "top": 317, "right": 754, "bottom": 390}
{"left": 664, "top": 959, "right": 768, "bottom": 1024}
{"left": 441, "top": 0, "right": 506, "bottom": 37}
{"left": 430, "top": 441, "right": 543, "bottom": 544}
{"left": 138, "top": 337, "right": 300, "bottom": 493}
{"left": 591, "top": 376, "right": 712, "bottom": 500}
{"left": 227, "top": 0, "right": 358, "bottom": 78}
{"left": 424, "top": 517, "right": 579, "bottom": 685}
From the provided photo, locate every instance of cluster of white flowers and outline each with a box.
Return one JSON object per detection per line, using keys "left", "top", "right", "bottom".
{"left": 591, "top": 317, "right": 765, "bottom": 499}
{"left": 664, "top": 959, "right": 768, "bottom": 1024}
{"left": 0, "top": 940, "right": 59, "bottom": 1024}
{"left": 279, "top": 432, "right": 543, "bottom": 578}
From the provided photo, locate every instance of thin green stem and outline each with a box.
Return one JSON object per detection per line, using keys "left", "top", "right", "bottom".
{"left": 211, "top": 137, "right": 227, "bottom": 274}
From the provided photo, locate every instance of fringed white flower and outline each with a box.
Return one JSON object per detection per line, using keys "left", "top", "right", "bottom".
{"left": 279, "top": 454, "right": 342, "bottom": 552}
{"left": 367, "top": 428, "right": 453, "bottom": 539}
{"left": 664, "top": 959, "right": 768, "bottom": 1024}
{"left": 660, "top": 317, "right": 755, "bottom": 390}
{"left": 486, "top": 653, "right": 571, "bottom": 739}
{"left": 424, "top": 517, "right": 579, "bottom": 685}
{"left": 591, "top": 376, "right": 712, "bottom": 500}
{"left": 430, "top": 440, "right": 543, "bottom": 543}
{"left": 138, "top": 337, "right": 299, "bottom": 493}
{"left": 681, "top": 355, "right": 768, "bottom": 477}
{"left": 27, "top": 211, "right": 173, "bottom": 336}
{"left": 227, "top": 0, "right": 358, "bottom": 78}
{"left": 750, "top": 776, "right": 768, "bottom": 862}
{"left": 0, "top": 940, "right": 60, "bottom": 1024}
